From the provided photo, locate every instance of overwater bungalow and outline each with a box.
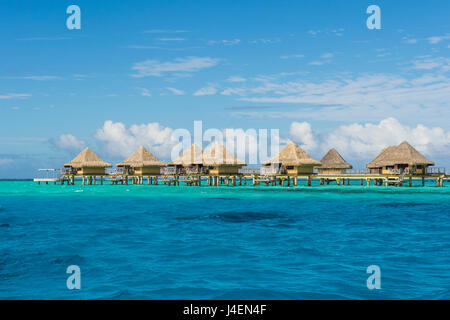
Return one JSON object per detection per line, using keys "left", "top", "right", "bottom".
{"left": 202, "top": 142, "right": 247, "bottom": 175}
{"left": 116, "top": 146, "right": 165, "bottom": 175}
{"left": 63, "top": 147, "right": 112, "bottom": 175}
{"left": 262, "top": 141, "right": 321, "bottom": 175}
{"left": 366, "top": 141, "right": 434, "bottom": 175}
{"left": 166, "top": 144, "right": 204, "bottom": 174}
{"left": 317, "top": 148, "right": 352, "bottom": 174}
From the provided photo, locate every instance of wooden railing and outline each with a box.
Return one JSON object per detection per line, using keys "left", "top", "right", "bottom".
{"left": 427, "top": 167, "right": 446, "bottom": 174}
{"left": 239, "top": 168, "right": 260, "bottom": 175}
{"left": 260, "top": 167, "right": 281, "bottom": 175}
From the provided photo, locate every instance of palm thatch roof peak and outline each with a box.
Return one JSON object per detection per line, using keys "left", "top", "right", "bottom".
{"left": 203, "top": 141, "right": 247, "bottom": 166}
{"left": 64, "top": 147, "right": 112, "bottom": 168}
{"left": 366, "top": 141, "right": 434, "bottom": 168}
{"left": 167, "top": 143, "right": 203, "bottom": 166}
{"left": 117, "top": 146, "right": 164, "bottom": 167}
{"left": 319, "top": 148, "right": 352, "bottom": 169}
{"left": 263, "top": 141, "right": 321, "bottom": 166}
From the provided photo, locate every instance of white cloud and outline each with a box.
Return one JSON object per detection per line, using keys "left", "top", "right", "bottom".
{"left": 308, "top": 53, "right": 333, "bottom": 66}
{"left": 166, "top": 87, "right": 185, "bottom": 95}
{"left": 51, "top": 134, "right": 86, "bottom": 151}
{"left": 321, "top": 53, "right": 334, "bottom": 59}
{"left": 403, "top": 38, "right": 418, "bottom": 44}
{"left": 229, "top": 72, "right": 450, "bottom": 124}
{"left": 139, "top": 88, "right": 152, "bottom": 97}
{"left": 280, "top": 54, "right": 305, "bottom": 59}
{"left": 194, "top": 86, "right": 217, "bottom": 96}
{"left": 427, "top": 34, "right": 450, "bottom": 44}
{"left": 307, "top": 30, "right": 320, "bottom": 36}
{"left": 227, "top": 76, "right": 246, "bottom": 83}
{"left": 94, "top": 121, "right": 176, "bottom": 159}
{"left": 158, "top": 38, "right": 186, "bottom": 41}
{"left": 411, "top": 57, "right": 450, "bottom": 71}
{"left": 288, "top": 118, "right": 450, "bottom": 161}
{"left": 0, "top": 93, "right": 30, "bottom": 99}
{"left": 131, "top": 56, "right": 220, "bottom": 77}
{"left": 222, "top": 39, "right": 241, "bottom": 45}
{"left": 250, "top": 38, "right": 281, "bottom": 44}
{"left": 221, "top": 87, "right": 247, "bottom": 96}
{"left": 289, "top": 122, "right": 317, "bottom": 152}
{"left": 8, "top": 75, "right": 61, "bottom": 81}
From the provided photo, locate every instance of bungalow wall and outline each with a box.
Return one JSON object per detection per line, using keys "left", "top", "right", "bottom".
{"left": 74, "top": 167, "right": 107, "bottom": 175}
{"left": 134, "top": 166, "right": 162, "bottom": 175}
{"left": 317, "top": 168, "right": 347, "bottom": 175}
{"left": 285, "top": 165, "right": 315, "bottom": 175}
{"left": 208, "top": 165, "right": 241, "bottom": 175}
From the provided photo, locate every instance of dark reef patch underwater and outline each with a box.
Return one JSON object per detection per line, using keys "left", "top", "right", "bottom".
{"left": 0, "top": 180, "right": 449, "bottom": 299}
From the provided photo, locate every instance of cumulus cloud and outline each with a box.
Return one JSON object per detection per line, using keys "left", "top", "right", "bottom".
{"left": 193, "top": 86, "right": 217, "bottom": 96}
{"left": 288, "top": 118, "right": 450, "bottom": 161}
{"left": 50, "top": 134, "right": 86, "bottom": 151}
{"left": 289, "top": 122, "right": 317, "bottom": 152}
{"left": 94, "top": 120, "right": 176, "bottom": 159}
{"left": 131, "top": 56, "right": 219, "bottom": 77}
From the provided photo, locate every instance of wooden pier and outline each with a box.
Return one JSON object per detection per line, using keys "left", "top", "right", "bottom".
{"left": 36, "top": 169, "right": 449, "bottom": 188}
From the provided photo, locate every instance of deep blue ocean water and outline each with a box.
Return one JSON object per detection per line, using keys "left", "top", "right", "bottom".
{"left": 0, "top": 180, "right": 449, "bottom": 299}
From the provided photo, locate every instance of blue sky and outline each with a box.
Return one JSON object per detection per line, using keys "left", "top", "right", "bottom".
{"left": 0, "top": 0, "right": 449, "bottom": 178}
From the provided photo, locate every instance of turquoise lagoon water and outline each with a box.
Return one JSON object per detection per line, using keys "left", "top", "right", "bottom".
{"left": 0, "top": 179, "right": 449, "bottom": 299}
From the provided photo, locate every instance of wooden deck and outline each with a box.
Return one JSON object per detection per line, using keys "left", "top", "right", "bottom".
{"left": 34, "top": 167, "right": 449, "bottom": 188}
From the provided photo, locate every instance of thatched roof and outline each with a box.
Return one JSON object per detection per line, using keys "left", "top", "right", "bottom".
{"left": 64, "top": 147, "right": 112, "bottom": 168}
{"left": 202, "top": 142, "right": 247, "bottom": 166}
{"left": 263, "top": 141, "right": 321, "bottom": 166}
{"left": 167, "top": 144, "right": 203, "bottom": 166}
{"left": 116, "top": 146, "right": 164, "bottom": 167}
{"left": 366, "top": 141, "right": 434, "bottom": 168}
{"left": 319, "top": 148, "right": 352, "bottom": 169}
